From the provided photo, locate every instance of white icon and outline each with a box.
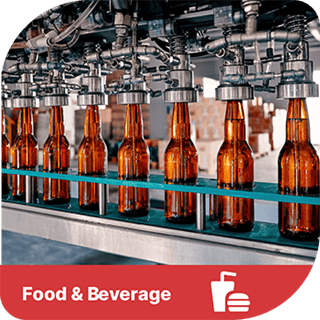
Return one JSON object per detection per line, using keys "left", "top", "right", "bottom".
{"left": 211, "top": 271, "right": 250, "bottom": 313}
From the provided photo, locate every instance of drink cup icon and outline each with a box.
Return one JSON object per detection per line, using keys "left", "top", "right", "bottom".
{"left": 211, "top": 271, "right": 237, "bottom": 312}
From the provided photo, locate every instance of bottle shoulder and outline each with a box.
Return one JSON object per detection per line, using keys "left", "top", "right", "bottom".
{"left": 165, "top": 139, "right": 198, "bottom": 154}
{"left": 2, "top": 134, "right": 10, "bottom": 147}
{"left": 79, "top": 135, "right": 107, "bottom": 147}
{"left": 119, "top": 138, "right": 149, "bottom": 152}
{"left": 12, "top": 134, "right": 38, "bottom": 148}
{"left": 44, "top": 135, "right": 70, "bottom": 149}
{"left": 78, "top": 137, "right": 108, "bottom": 156}
{"left": 218, "top": 140, "right": 253, "bottom": 158}
{"left": 279, "top": 141, "right": 320, "bottom": 164}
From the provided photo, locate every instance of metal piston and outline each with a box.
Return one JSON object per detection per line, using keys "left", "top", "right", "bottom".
{"left": 77, "top": 75, "right": 107, "bottom": 106}
{"left": 276, "top": 15, "right": 319, "bottom": 99}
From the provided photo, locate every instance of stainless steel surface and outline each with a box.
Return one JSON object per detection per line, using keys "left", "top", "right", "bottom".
{"left": 170, "top": 70, "right": 193, "bottom": 88}
{"left": 276, "top": 82, "right": 319, "bottom": 99}
{"left": 216, "top": 85, "right": 254, "bottom": 101}
{"left": 99, "top": 183, "right": 108, "bottom": 216}
{"left": 2, "top": 98, "right": 11, "bottom": 109}
{"left": 116, "top": 91, "right": 150, "bottom": 104}
{"left": 25, "top": 176, "right": 35, "bottom": 204}
{"left": 13, "top": 82, "right": 34, "bottom": 97}
{"left": 205, "top": 30, "right": 301, "bottom": 54}
{"left": 43, "top": 95, "right": 69, "bottom": 107}
{"left": 196, "top": 193, "right": 206, "bottom": 231}
{"left": 77, "top": 93, "right": 106, "bottom": 106}
{"left": 276, "top": 14, "right": 319, "bottom": 99}
{"left": 80, "top": 76, "right": 103, "bottom": 92}
{"left": 10, "top": 73, "right": 36, "bottom": 108}
{"left": 276, "top": 61, "right": 319, "bottom": 99}
{"left": 163, "top": 88, "right": 198, "bottom": 103}
{"left": 77, "top": 75, "right": 107, "bottom": 106}
{"left": 12, "top": 97, "right": 35, "bottom": 108}
{"left": 281, "top": 61, "right": 313, "bottom": 82}
{"left": 2, "top": 202, "right": 316, "bottom": 265}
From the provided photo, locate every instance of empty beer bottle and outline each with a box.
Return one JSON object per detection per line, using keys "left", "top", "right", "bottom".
{"left": 78, "top": 105, "right": 108, "bottom": 210}
{"left": 164, "top": 102, "right": 198, "bottom": 223}
{"left": 216, "top": 100, "right": 254, "bottom": 231}
{"left": 2, "top": 108, "right": 10, "bottom": 195}
{"left": 43, "top": 106, "right": 70, "bottom": 204}
{"left": 118, "top": 104, "right": 150, "bottom": 216}
{"left": 278, "top": 98, "right": 319, "bottom": 240}
{"left": 11, "top": 107, "right": 38, "bottom": 199}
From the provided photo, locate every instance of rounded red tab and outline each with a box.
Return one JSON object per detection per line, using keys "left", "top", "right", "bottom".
{"left": 0, "top": 265, "right": 313, "bottom": 319}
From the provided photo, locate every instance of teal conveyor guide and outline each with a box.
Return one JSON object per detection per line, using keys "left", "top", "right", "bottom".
{"left": 2, "top": 167, "right": 319, "bottom": 251}
{"left": 2, "top": 166, "right": 320, "bottom": 205}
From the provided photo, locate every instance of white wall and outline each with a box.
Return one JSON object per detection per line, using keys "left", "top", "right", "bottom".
{"left": 307, "top": 70, "right": 320, "bottom": 145}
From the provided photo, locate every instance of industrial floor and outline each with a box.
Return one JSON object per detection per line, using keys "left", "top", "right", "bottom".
{"left": 2, "top": 149, "right": 280, "bottom": 265}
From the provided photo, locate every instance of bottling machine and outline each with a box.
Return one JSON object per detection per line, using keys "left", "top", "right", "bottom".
{"left": 1, "top": 0, "right": 320, "bottom": 264}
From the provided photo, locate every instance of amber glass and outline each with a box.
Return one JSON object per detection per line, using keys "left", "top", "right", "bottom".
{"left": 216, "top": 100, "right": 254, "bottom": 232}
{"left": 164, "top": 102, "right": 198, "bottom": 223}
{"left": 11, "top": 107, "right": 38, "bottom": 199}
{"left": 209, "top": 195, "right": 218, "bottom": 220}
{"left": 278, "top": 98, "right": 319, "bottom": 240}
{"left": 78, "top": 105, "right": 108, "bottom": 210}
{"left": 43, "top": 106, "right": 70, "bottom": 204}
{"left": 118, "top": 104, "right": 150, "bottom": 216}
{"left": 2, "top": 108, "right": 10, "bottom": 195}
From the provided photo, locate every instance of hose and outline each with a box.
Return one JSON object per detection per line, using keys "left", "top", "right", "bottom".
{"left": 50, "top": 1, "right": 100, "bottom": 45}
{"left": 50, "top": 29, "right": 80, "bottom": 50}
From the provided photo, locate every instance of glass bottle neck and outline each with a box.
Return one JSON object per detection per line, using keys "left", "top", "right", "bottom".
{"left": 124, "top": 104, "right": 144, "bottom": 139}
{"left": 2, "top": 108, "right": 5, "bottom": 134}
{"left": 49, "top": 106, "right": 65, "bottom": 136}
{"left": 224, "top": 100, "right": 246, "bottom": 141}
{"left": 286, "top": 98, "right": 310, "bottom": 142}
{"left": 171, "top": 102, "right": 191, "bottom": 140}
{"left": 84, "top": 105, "right": 101, "bottom": 137}
{"left": 18, "top": 107, "right": 33, "bottom": 135}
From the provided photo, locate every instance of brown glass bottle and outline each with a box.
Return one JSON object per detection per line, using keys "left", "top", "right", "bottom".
{"left": 164, "top": 102, "right": 198, "bottom": 223}
{"left": 78, "top": 105, "right": 108, "bottom": 210}
{"left": 11, "top": 107, "right": 38, "bottom": 199}
{"left": 118, "top": 104, "right": 150, "bottom": 216}
{"left": 216, "top": 100, "right": 254, "bottom": 232}
{"left": 43, "top": 106, "right": 70, "bottom": 204}
{"left": 278, "top": 98, "right": 319, "bottom": 241}
{"left": 2, "top": 108, "right": 10, "bottom": 195}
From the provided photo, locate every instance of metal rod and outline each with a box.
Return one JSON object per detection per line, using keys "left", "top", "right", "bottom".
{"left": 205, "top": 31, "right": 301, "bottom": 54}
{"left": 196, "top": 193, "right": 207, "bottom": 230}
{"left": 25, "top": 175, "right": 34, "bottom": 204}
{"left": 99, "top": 183, "right": 108, "bottom": 216}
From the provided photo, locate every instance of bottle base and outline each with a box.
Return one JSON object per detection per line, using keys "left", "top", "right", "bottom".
{"left": 79, "top": 203, "right": 99, "bottom": 211}
{"left": 280, "top": 230, "right": 319, "bottom": 241}
{"left": 2, "top": 185, "right": 10, "bottom": 195}
{"left": 166, "top": 216, "right": 196, "bottom": 224}
{"left": 119, "top": 209, "right": 149, "bottom": 217}
{"left": 12, "top": 193, "right": 26, "bottom": 201}
{"left": 44, "top": 198, "right": 70, "bottom": 205}
{"left": 218, "top": 222, "right": 254, "bottom": 232}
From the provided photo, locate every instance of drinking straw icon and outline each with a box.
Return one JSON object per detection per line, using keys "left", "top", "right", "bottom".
{"left": 211, "top": 271, "right": 237, "bottom": 312}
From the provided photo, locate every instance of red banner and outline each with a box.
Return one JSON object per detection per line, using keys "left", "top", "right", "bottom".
{"left": 0, "top": 265, "right": 313, "bottom": 320}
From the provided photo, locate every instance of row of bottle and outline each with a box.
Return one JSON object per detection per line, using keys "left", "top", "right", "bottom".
{"left": 2, "top": 98, "right": 319, "bottom": 241}
{"left": 1, "top": 105, "right": 107, "bottom": 208}
{"left": 1, "top": 104, "right": 148, "bottom": 212}
{"left": 162, "top": 98, "right": 319, "bottom": 241}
